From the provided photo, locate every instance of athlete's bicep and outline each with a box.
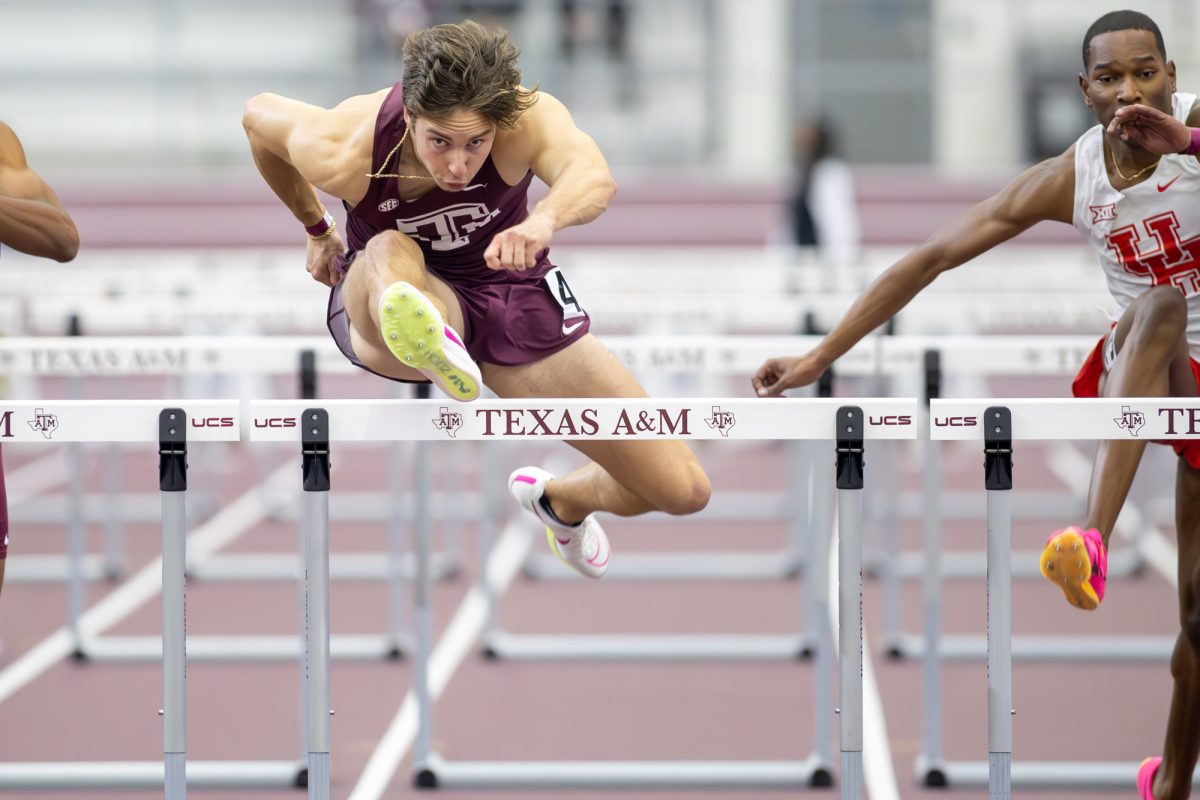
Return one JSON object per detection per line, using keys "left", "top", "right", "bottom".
{"left": 0, "top": 125, "right": 70, "bottom": 211}
{"left": 925, "top": 154, "right": 1075, "bottom": 272}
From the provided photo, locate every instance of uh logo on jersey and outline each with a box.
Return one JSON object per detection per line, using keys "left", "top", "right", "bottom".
{"left": 1108, "top": 210, "right": 1200, "bottom": 295}
{"left": 395, "top": 203, "right": 501, "bottom": 252}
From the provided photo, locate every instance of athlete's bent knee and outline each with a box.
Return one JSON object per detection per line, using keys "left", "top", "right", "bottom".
{"left": 363, "top": 229, "right": 425, "bottom": 270}
{"left": 1135, "top": 286, "right": 1188, "bottom": 337}
{"left": 654, "top": 463, "right": 711, "bottom": 516}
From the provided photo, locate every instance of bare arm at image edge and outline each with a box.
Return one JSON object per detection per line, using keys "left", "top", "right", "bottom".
{"left": 0, "top": 122, "right": 79, "bottom": 262}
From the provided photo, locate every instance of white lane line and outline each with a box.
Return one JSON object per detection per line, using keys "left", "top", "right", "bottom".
{"left": 347, "top": 521, "right": 532, "bottom": 800}
{"left": 4, "top": 448, "right": 68, "bottom": 506}
{"left": 1046, "top": 442, "right": 1178, "bottom": 587}
{"left": 829, "top": 508, "right": 900, "bottom": 800}
{"left": 0, "top": 461, "right": 294, "bottom": 705}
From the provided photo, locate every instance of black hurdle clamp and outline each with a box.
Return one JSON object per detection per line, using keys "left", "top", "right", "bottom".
{"left": 302, "top": 408, "right": 330, "bottom": 492}
{"left": 984, "top": 406, "right": 1013, "bottom": 491}
{"left": 836, "top": 405, "right": 864, "bottom": 491}
{"left": 159, "top": 408, "right": 187, "bottom": 492}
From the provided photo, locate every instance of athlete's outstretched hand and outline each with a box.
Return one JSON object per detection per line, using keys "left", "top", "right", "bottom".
{"left": 485, "top": 214, "right": 554, "bottom": 271}
{"left": 306, "top": 229, "right": 347, "bottom": 287}
{"left": 1107, "top": 104, "right": 1191, "bottom": 155}
{"left": 753, "top": 353, "right": 827, "bottom": 397}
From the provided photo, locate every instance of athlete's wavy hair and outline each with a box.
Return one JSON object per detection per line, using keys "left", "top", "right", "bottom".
{"left": 1082, "top": 10, "right": 1167, "bottom": 69}
{"left": 402, "top": 20, "right": 537, "bottom": 128}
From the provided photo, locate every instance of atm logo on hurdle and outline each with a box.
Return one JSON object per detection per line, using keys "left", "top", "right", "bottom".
{"left": 433, "top": 407, "right": 464, "bottom": 437}
{"left": 705, "top": 406, "right": 736, "bottom": 436}
{"left": 27, "top": 408, "right": 59, "bottom": 439}
{"left": 1115, "top": 405, "right": 1146, "bottom": 436}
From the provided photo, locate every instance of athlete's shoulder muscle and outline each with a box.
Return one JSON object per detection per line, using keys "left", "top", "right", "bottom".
{"left": 991, "top": 147, "right": 1076, "bottom": 227}
{"left": 0, "top": 122, "right": 28, "bottom": 170}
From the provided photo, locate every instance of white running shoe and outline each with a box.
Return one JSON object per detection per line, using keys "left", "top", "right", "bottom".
{"left": 508, "top": 467, "right": 610, "bottom": 578}
{"left": 378, "top": 281, "right": 481, "bottom": 401}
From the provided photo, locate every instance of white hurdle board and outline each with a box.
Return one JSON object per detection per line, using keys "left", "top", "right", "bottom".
{"left": 0, "top": 402, "right": 312, "bottom": 795}
{"left": 248, "top": 398, "right": 916, "bottom": 795}
{"left": 923, "top": 398, "right": 1200, "bottom": 794}
{"left": 247, "top": 397, "right": 919, "bottom": 442}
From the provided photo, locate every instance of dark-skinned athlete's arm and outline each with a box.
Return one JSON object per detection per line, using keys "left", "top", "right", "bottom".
{"left": 753, "top": 151, "right": 1076, "bottom": 396}
{"left": 0, "top": 122, "right": 79, "bottom": 262}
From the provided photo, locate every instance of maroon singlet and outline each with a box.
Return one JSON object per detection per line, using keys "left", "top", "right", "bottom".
{"left": 326, "top": 83, "right": 590, "bottom": 376}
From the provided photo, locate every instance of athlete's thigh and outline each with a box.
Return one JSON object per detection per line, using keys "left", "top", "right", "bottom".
{"left": 340, "top": 235, "right": 466, "bottom": 350}
{"left": 341, "top": 249, "right": 466, "bottom": 381}
{"left": 481, "top": 334, "right": 699, "bottom": 476}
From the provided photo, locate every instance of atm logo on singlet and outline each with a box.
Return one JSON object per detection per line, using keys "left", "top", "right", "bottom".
{"left": 395, "top": 203, "right": 501, "bottom": 252}
{"left": 1108, "top": 211, "right": 1200, "bottom": 296}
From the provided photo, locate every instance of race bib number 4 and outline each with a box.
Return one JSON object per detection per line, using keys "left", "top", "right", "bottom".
{"left": 545, "top": 267, "right": 588, "bottom": 336}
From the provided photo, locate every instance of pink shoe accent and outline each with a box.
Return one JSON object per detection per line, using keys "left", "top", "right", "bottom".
{"left": 512, "top": 475, "right": 536, "bottom": 485}
{"left": 1137, "top": 756, "right": 1162, "bottom": 800}
{"left": 1081, "top": 527, "right": 1108, "bottom": 604}
{"left": 588, "top": 548, "right": 610, "bottom": 568}
{"left": 444, "top": 325, "right": 466, "bottom": 349}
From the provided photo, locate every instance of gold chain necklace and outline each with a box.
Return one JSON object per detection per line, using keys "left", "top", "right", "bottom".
{"left": 365, "top": 126, "right": 435, "bottom": 180}
{"left": 1106, "top": 138, "right": 1161, "bottom": 183}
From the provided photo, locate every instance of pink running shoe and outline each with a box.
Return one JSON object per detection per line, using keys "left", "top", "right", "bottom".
{"left": 1039, "top": 526, "right": 1107, "bottom": 610}
{"left": 1137, "top": 756, "right": 1162, "bottom": 800}
{"left": 508, "top": 467, "right": 610, "bottom": 579}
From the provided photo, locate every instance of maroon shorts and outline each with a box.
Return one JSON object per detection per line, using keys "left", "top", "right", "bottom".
{"left": 327, "top": 255, "right": 590, "bottom": 384}
{"left": 1072, "top": 327, "right": 1200, "bottom": 468}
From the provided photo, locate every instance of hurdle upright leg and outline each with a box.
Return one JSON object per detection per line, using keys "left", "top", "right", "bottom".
{"left": 301, "top": 409, "right": 332, "bottom": 799}
{"left": 984, "top": 407, "right": 1013, "bottom": 800}
{"left": 805, "top": 440, "right": 836, "bottom": 781}
{"left": 159, "top": 410, "right": 188, "bottom": 799}
{"left": 836, "top": 406, "right": 865, "bottom": 799}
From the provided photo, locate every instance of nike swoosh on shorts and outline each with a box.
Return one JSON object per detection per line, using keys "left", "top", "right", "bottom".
{"left": 562, "top": 320, "right": 586, "bottom": 336}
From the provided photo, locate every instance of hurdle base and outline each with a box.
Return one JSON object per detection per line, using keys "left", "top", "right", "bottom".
{"left": 0, "top": 760, "right": 305, "bottom": 789}
{"left": 188, "top": 552, "right": 461, "bottom": 583}
{"left": 918, "top": 758, "right": 1200, "bottom": 789}
{"left": 74, "top": 633, "right": 411, "bottom": 662}
{"left": 482, "top": 630, "right": 814, "bottom": 662}
{"left": 883, "top": 633, "right": 1175, "bottom": 662}
{"left": 523, "top": 550, "right": 803, "bottom": 582}
{"left": 413, "top": 753, "right": 833, "bottom": 789}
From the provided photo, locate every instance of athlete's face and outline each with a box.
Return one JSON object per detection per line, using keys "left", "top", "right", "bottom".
{"left": 1079, "top": 29, "right": 1176, "bottom": 132}
{"left": 404, "top": 107, "right": 496, "bottom": 192}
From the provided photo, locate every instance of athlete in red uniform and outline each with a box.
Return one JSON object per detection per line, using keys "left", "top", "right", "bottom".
{"left": 244, "top": 21, "right": 711, "bottom": 579}
{"left": 0, "top": 120, "right": 80, "bottom": 599}
{"left": 757, "top": 13, "right": 1199, "bottom": 798}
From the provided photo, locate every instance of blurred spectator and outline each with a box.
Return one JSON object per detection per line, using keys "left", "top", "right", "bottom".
{"left": 788, "top": 117, "right": 861, "bottom": 270}
{"left": 559, "top": 0, "right": 629, "bottom": 62}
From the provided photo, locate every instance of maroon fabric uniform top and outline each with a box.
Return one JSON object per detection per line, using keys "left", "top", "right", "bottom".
{"left": 334, "top": 83, "right": 553, "bottom": 282}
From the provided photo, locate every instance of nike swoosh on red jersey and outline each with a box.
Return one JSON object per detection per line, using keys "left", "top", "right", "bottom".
{"left": 1158, "top": 176, "right": 1181, "bottom": 192}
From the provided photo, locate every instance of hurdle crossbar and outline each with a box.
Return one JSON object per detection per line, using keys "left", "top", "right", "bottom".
{"left": 0, "top": 402, "right": 309, "bottom": 793}
{"left": 252, "top": 397, "right": 916, "bottom": 791}
{"left": 925, "top": 398, "right": 1200, "bottom": 793}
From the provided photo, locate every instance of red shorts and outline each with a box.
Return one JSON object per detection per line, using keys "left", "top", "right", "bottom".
{"left": 1072, "top": 330, "right": 1200, "bottom": 468}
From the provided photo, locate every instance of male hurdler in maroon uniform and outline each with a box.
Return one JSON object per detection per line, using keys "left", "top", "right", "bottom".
{"left": 244, "top": 20, "right": 711, "bottom": 579}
